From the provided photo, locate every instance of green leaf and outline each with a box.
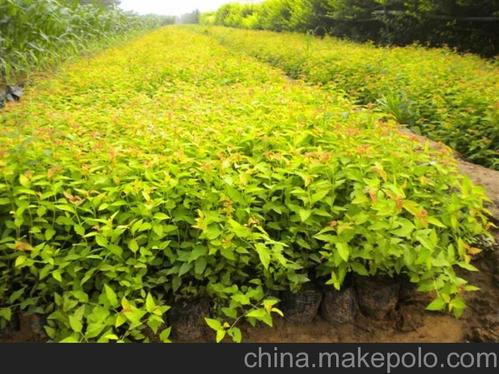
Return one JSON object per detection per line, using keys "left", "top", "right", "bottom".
{"left": 228, "top": 219, "right": 251, "bottom": 238}
{"left": 107, "top": 244, "right": 123, "bottom": 258}
{"left": 247, "top": 308, "right": 273, "bottom": 327}
{"left": 298, "top": 208, "right": 312, "bottom": 222}
{"left": 8, "top": 288, "right": 25, "bottom": 303}
{"left": 426, "top": 297, "right": 446, "bottom": 312}
{"left": 271, "top": 307, "right": 284, "bottom": 317}
{"left": 44, "top": 326, "right": 56, "bottom": 339}
{"left": 189, "top": 246, "right": 207, "bottom": 262}
{"left": 233, "top": 293, "right": 251, "bottom": 306}
{"left": 98, "top": 203, "right": 109, "bottom": 211}
{"left": 104, "top": 284, "right": 119, "bottom": 308}
{"left": 45, "top": 228, "right": 56, "bottom": 241}
{"left": 159, "top": 327, "right": 172, "bottom": 343}
{"left": 336, "top": 242, "right": 349, "bottom": 262}
{"left": 15, "top": 255, "right": 27, "bottom": 268}
{"left": 246, "top": 308, "right": 266, "bottom": 319}
{"left": 154, "top": 213, "right": 169, "bottom": 221}
{"left": 194, "top": 257, "right": 207, "bottom": 275}
{"left": 464, "top": 285, "right": 480, "bottom": 292}
{"left": 103, "top": 333, "right": 119, "bottom": 341}
{"left": 69, "top": 314, "right": 83, "bottom": 333}
{"left": 74, "top": 225, "right": 85, "bottom": 236}
{"left": 262, "top": 298, "right": 278, "bottom": 311}
{"left": 204, "top": 225, "right": 221, "bottom": 240}
{"left": 60, "top": 335, "right": 79, "bottom": 343}
{"left": 216, "top": 329, "right": 226, "bottom": 343}
{"left": 95, "top": 235, "right": 108, "bottom": 248}
{"left": 128, "top": 239, "right": 139, "bottom": 253}
{"left": 145, "top": 293, "right": 156, "bottom": 313}
{"left": 204, "top": 318, "right": 223, "bottom": 331}
{"left": 350, "top": 262, "right": 368, "bottom": 276}
{"left": 450, "top": 296, "right": 466, "bottom": 318}
{"left": 147, "top": 315, "right": 163, "bottom": 334}
{"left": 0, "top": 308, "right": 12, "bottom": 321}
{"left": 178, "top": 262, "right": 192, "bottom": 276}
{"left": 457, "top": 262, "right": 479, "bottom": 272}
{"left": 19, "top": 174, "right": 30, "bottom": 188}
{"left": 393, "top": 218, "right": 414, "bottom": 238}
{"left": 428, "top": 217, "right": 446, "bottom": 228}
{"left": 52, "top": 270, "right": 62, "bottom": 282}
{"left": 152, "top": 224, "right": 164, "bottom": 237}
{"left": 415, "top": 231, "right": 435, "bottom": 250}
{"left": 228, "top": 327, "right": 242, "bottom": 343}
{"left": 254, "top": 243, "right": 270, "bottom": 270}
{"left": 115, "top": 313, "right": 127, "bottom": 328}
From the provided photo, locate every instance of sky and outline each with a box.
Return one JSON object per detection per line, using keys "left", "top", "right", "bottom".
{"left": 119, "top": 0, "right": 260, "bottom": 16}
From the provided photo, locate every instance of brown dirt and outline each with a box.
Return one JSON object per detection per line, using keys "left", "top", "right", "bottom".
{"left": 458, "top": 160, "right": 499, "bottom": 221}
{"left": 0, "top": 314, "right": 46, "bottom": 343}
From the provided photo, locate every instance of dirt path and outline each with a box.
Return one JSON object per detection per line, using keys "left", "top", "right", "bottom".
{"left": 458, "top": 160, "right": 499, "bottom": 221}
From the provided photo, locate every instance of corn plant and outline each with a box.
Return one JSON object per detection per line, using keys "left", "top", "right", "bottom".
{"left": 0, "top": 0, "right": 174, "bottom": 85}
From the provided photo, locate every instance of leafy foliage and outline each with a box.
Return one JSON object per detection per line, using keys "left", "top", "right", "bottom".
{"left": 204, "top": 26, "right": 499, "bottom": 169}
{"left": 0, "top": 0, "right": 175, "bottom": 85}
{"left": 204, "top": 0, "right": 499, "bottom": 56}
{"left": 0, "top": 26, "right": 492, "bottom": 342}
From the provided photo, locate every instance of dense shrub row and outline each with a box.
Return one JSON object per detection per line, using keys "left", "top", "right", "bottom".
{"left": 201, "top": 0, "right": 499, "bottom": 56}
{"left": 203, "top": 26, "right": 499, "bottom": 169}
{"left": 0, "top": 27, "right": 491, "bottom": 342}
{"left": 0, "top": 0, "right": 175, "bottom": 84}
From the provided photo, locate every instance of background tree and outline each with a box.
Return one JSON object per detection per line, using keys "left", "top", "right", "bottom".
{"left": 205, "top": 0, "right": 499, "bottom": 56}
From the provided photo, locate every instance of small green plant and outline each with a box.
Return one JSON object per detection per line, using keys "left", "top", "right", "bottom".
{"left": 205, "top": 284, "right": 283, "bottom": 343}
{"left": 377, "top": 92, "right": 418, "bottom": 126}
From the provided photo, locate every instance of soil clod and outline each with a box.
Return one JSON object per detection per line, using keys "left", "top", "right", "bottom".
{"left": 396, "top": 304, "right": 425, "bottom": 332}
{"left": 355, "top": 275, "right": 401, "bottom": 320}
{"left": 320, "top": 286, "right": 357, "bottom": 324}
{"left": 280, "top": 286, "right": 322, "bottom": 323}
{"left": 169, "top": 298, "right": 211, "bottom": 342}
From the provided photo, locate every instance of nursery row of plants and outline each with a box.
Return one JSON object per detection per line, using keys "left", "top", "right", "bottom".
{"left": 0, "top": 0, "right": 175, "bottom": 85}
{"left": 0, "top": 27, "right": 492, "bottom": 342}
{"left": 202, "top": 26, "right": 499, "bottom": 170}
